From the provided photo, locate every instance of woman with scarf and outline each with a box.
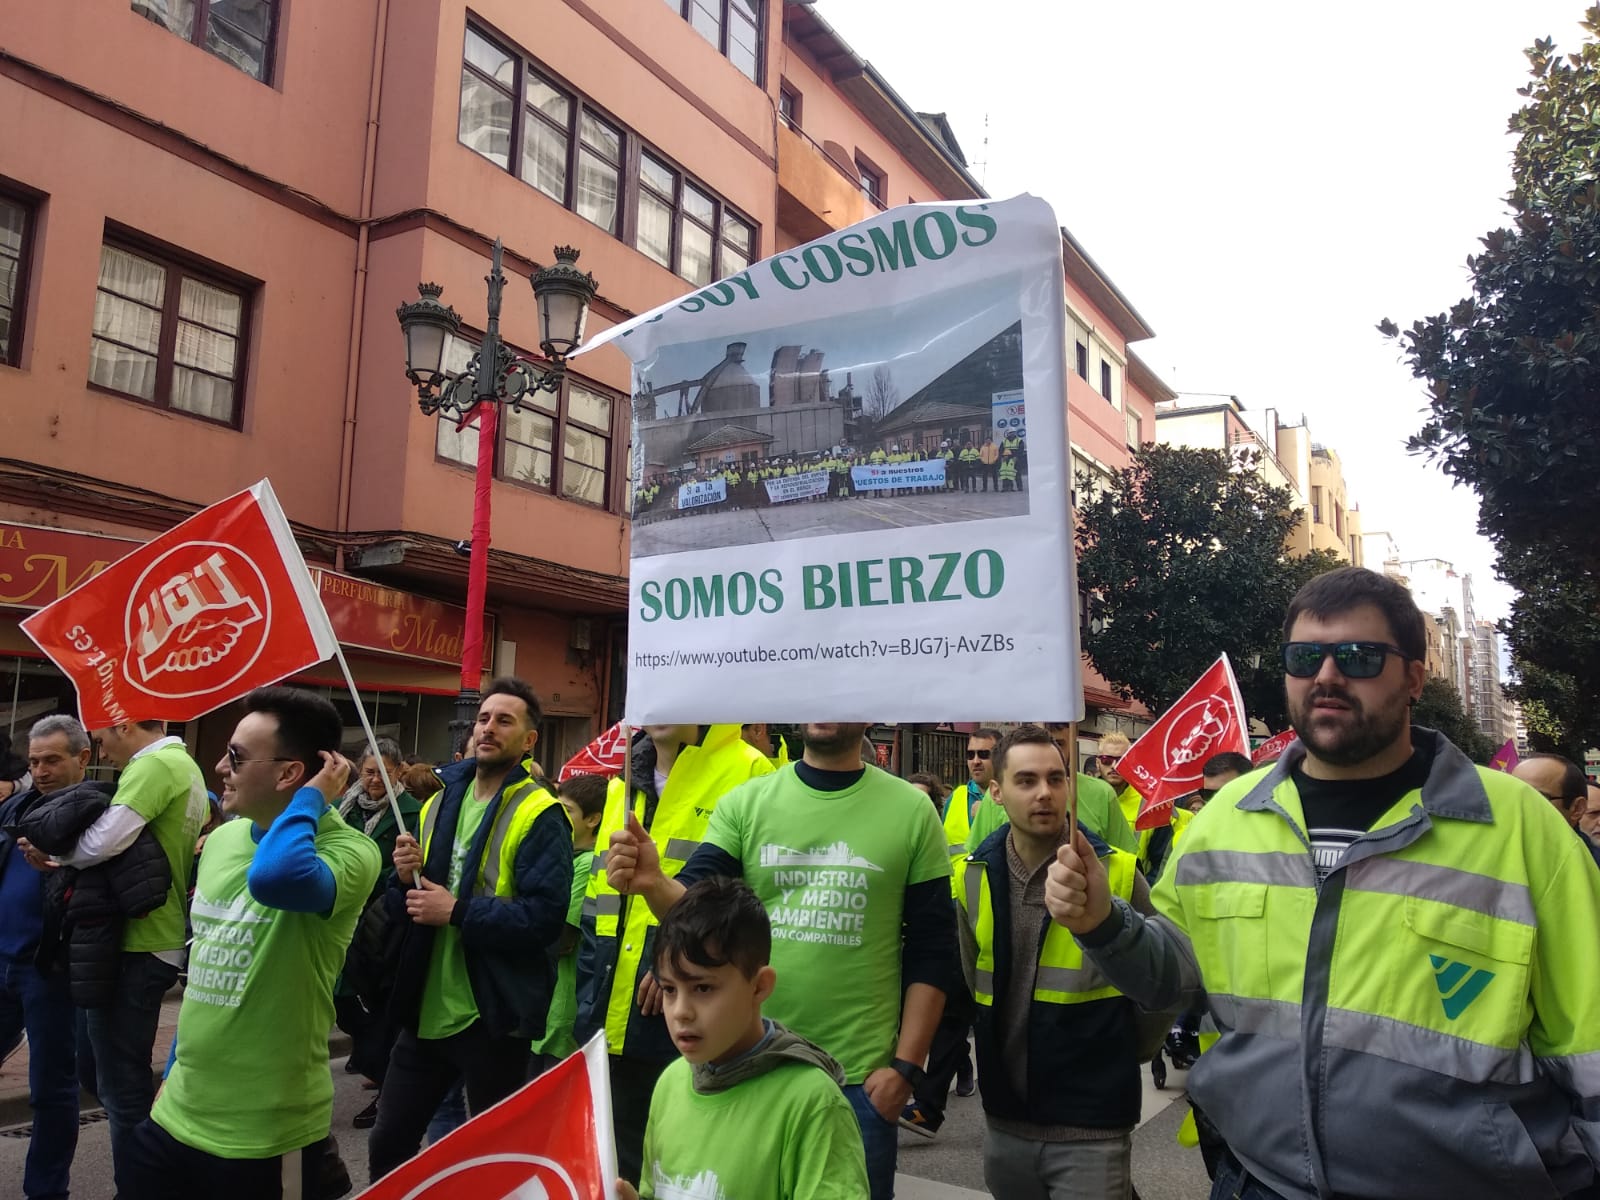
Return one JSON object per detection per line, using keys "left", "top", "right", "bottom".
{"left": 333, "top": 739, "right": 422, "bottom": 1129}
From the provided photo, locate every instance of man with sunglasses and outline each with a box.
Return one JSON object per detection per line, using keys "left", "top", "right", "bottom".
{"left": 1182, "top": 752, "right": 1252, "bottom": 815}
{"left": 123, "top": 687, "right": 379, "bottom": 1198}
{"left": 1045, "top": 566, "right": 1600, "bottom": 1200}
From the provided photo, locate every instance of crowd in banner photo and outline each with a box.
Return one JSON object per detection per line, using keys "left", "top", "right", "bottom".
{"left": 632, "top": 435, "right": 1028, "bottom": 522}
{"left": 3, "top": 192, "right": 1598, "bottom": 1200}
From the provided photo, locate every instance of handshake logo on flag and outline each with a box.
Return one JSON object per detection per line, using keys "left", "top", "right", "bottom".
{"left": 129, "top": 545, "right": 267, "bottom": 692}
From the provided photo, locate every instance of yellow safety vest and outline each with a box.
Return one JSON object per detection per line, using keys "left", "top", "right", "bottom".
{"left": 418, "top": 774, "right": 564, "bottom": 901}
{"left": 584, "top": 726, "right": 773, "bottom": 1057}
{"left": 963, "top": 846, "right": 1136, "bottom": 1005}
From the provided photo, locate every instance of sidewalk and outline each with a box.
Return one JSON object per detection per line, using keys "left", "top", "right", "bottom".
{"left": 0, "top": 987, "right": 351, "bottom": 1129}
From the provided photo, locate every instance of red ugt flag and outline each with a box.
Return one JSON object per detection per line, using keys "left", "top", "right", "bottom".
{"left": 20, "top": 480, "right": 337, "bottom": 728}
{"left": 357, "top": 1035, "right": 617, "bottom": 1200}
{"left": 560, "top": 723, "right": 631, "bottom": 782}
{"left": 1252, "top": 728, "right": 1297, "bottom": 764}
{"left": 1119, "top": 654, "right": 1249, "bottom": 831}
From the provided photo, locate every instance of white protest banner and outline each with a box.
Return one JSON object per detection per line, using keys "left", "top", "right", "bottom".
{"left": 676, "top": 478, "right": 727, "bottom": 510}
{"left": 764, "top": 470, "right": 831, "bottom": 504}
{"left": 575, "top": 195, "right": 1080, "bottom": 722}
{"left": 851, "top": 460, "right": 947, "bottom": 492}
{"left": 992, "top": 389, "right": 1027, "bottom": 440}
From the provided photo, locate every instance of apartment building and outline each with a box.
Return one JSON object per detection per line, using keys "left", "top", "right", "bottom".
{"left": 1153, "top": 394, "right": 1375, "bottom": 561}
{"left": 0, "top": 0, "right": 992, "bottom": 763}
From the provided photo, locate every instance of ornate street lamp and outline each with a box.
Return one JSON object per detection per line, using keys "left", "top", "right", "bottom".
{"left": 396, "top": 240, "right": 598, "bottom": 748}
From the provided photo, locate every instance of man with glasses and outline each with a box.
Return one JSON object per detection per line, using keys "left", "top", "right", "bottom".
{"left": 1511, "top": 754, "right": 1600, "bottom": 869}
{"left": 1045, "top": 566, "right": 1600, "bottom": 1200}
{"left": 0, "top": 715, "right": 94, "bottom": 1200}
{"left": 1583, "top": 782, "right": 1600, "bottom": 848}
{"left": 26, "top": 718, "right": 207, "bottom": 1193}
{"left": 1183, "top": 752, "right": 1253, "bottom": 814}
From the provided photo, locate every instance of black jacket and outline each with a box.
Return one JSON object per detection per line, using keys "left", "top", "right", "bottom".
{"left": 967, "top": 825, "right": 1141, "bottom": 1130}
{"left": 9, "top": 780, "right": 172, "bottom": 1007}
{"left": 383, "top": 757, "right": 572, "bottom": 1040}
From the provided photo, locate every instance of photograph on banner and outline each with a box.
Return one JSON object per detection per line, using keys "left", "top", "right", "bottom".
{"left": 576, "top": 195, "right": 1080, "bottom": 724}
{"left": 629, "top": 275, "right": 1030, "bottom": 558}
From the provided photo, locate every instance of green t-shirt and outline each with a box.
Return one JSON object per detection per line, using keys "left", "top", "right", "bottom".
{"left": 153, "top": 806, "right": 379, "bottom": 1157}
{"left": 418, "top": 783, "right": 493, "bottom": 1040}
{"left": 702, "top": 765, "right": 951, "bottom": 1083}
{"left": 531, "top": 847, "right": 593, "bottom": 1060}
{"left": 641, "top": 1056, "right": 869, "bottom": 1200}
{"left": 115, "top": 738, "right": 208, "bottom": 953}
{"left": 965, "top": 773, "right": 1137, "bottom": 856}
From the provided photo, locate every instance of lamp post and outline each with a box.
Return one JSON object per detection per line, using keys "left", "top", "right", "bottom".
{"left": 396, "top": 240, "right": 598, "bottom": 753}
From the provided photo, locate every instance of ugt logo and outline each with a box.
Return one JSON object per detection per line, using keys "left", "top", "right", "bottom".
{"left": 124, "top": 541, "right": 270, "bottom": 700}
{"left": 1164, "top": 697, "right": 1236, "bottom": 772}
{"left": 397, "top": 1154, "right": 584, "bottom": 1200}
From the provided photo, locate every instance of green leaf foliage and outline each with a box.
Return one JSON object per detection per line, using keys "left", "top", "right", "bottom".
{"left": 1075, "top": 443, "right": 1343, "bottom": 730}
{"left": 1412, "top": 676, "right": 1498, "bottom": 764}
{"left": 1383, "top": 8, "right": 1600, "bottom": 750}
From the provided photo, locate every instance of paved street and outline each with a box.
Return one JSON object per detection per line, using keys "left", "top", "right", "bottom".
{"left": 0, "top": 1037, "right": 1209, "bottom": 1198}
{"left": 634, "top": 488, "right": 1029, "bottom": 557}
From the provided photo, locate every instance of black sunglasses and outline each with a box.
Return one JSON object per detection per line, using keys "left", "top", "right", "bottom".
{"left": 966, "top": 749, "right": 992, "bottom": 760}
{"left": 1282, "top": 641, "right": 1410, "bottom": 680}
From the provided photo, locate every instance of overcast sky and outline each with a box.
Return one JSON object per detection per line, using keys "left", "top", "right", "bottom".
{"left": 811, "top": 0, "right": 1589, "bottom": 624}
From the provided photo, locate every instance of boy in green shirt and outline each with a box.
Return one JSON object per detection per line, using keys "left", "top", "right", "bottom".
{"left": 617, "top": 878, "right": 868, "bottom": 1200}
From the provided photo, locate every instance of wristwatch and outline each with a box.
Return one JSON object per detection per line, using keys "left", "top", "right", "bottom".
{"left": 890, "top": 1057, "right": 928, "bottom": 1090}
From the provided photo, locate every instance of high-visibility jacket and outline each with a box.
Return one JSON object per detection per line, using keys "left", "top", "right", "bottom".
{"left": 576, "top": 726, "right": 773, "bottom": 1061}
{"left": 941, "top": 784, "right": 976, "bottom": 896}
{"left": 1090, "top": 730, "right": 1600, "bottom": 1199}
{"left": 960, "top": 828, "right": 1140, "bottom": 1128}
{"left": 386, "top": 758, "right": 570, "bottom": 1039}
{"left": 998, "top": 459, "right": 1018, "bottom": 482}
{"left": 1133, "top": 804, "right": 1194, "bottom": 880}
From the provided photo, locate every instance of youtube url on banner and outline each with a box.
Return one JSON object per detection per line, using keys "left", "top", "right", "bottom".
{"left": 634, "top": 634, "right": 1017, "bottom": 670}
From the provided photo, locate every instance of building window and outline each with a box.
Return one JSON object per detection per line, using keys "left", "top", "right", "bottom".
{"left": 434, "top": 333, "right": 617, "bottom": 509}
{"left": 89, "top": 240, "right": 248, "bottom": 425}
{"left": 856, "top": 155, "right": 884, "bottom": 208}
{"left": 435, "top": 334, "right": 481, "bottom": 466}
{"left": 458, "top": 27, "right": 622, "bottom": 236}
{"left": 1099, "top": 360, "right": 1112, "bottom": 402}
{"left": 1075, "top": 340, "right": 1088, "bottom": 380}
{"left": 778, "top": 82, "right": 801, "bottom": 128}
{"left": 1311, "top": 486, "right": 1322, "bottom": 525}
{"left": 1126, "top": 409, "right": 1142, "bottom": 448}
{"left": 637, "top": 151, "right": 755, "bottom": 284}
{"left": 132, "top": 0, "right": 277, "bottom": 82}
{"left": 663, "top": 0, "right": 762, "bottom": 82}
{"left": 0, "top": 192, "right": 35, "bottom": 368}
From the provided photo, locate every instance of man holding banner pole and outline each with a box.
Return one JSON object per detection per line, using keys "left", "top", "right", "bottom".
{"left": 606, "top": 722, "right": 954, "bottom": 1200}
{"left": 1044, "top": 567, "right": 1600, "bottom": 1200}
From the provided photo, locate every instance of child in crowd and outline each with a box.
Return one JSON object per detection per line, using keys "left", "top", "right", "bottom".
{"left": 617, "top": 878, "right": 868, "bottom": 1200}
{"left": 531, "top": 773, "right": 608, "bottom": 1074}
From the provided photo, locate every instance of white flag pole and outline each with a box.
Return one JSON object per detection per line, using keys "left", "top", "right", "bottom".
{"left": 331, "top": 643, "right": 418, "bottom": 887}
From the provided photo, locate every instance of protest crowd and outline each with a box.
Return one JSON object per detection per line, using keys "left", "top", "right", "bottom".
{"left": 632, "top": 432, "right": 1027, "bottom": 521}
{"left": 2, "top": 565, "right": 1597, "bottom": 1200}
